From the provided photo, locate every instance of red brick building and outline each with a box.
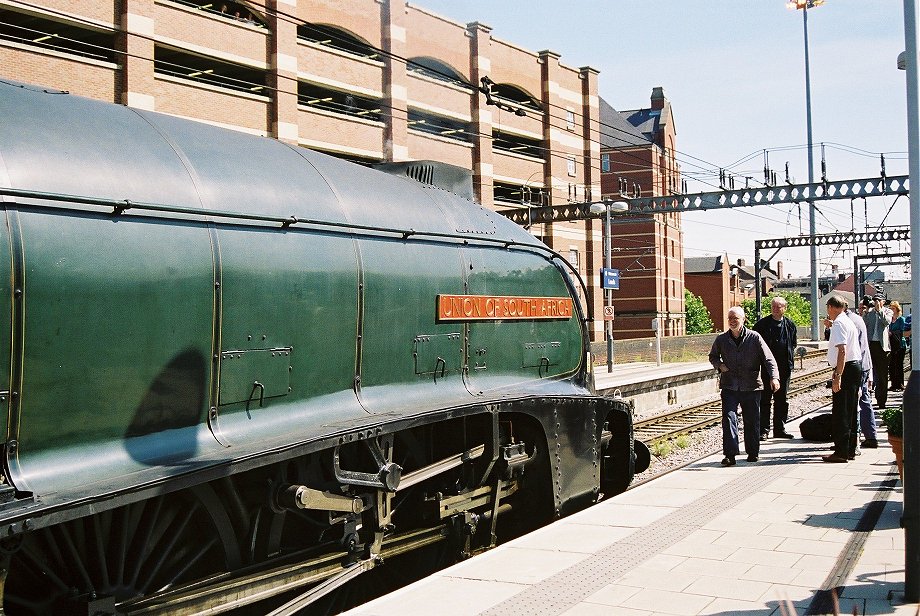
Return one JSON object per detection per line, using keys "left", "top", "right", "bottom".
{"left": 0, "top": 0, "right": 687, "bottom": 343}
{"left": 599, "top": 88, "right": 685, "bottom": 338}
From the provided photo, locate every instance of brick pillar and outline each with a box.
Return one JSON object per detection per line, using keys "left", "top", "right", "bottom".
{"left": 468, "top": 22, "right": 493, "bottom": 208}
{"left": 538, "top": 50, "right": 564, "bottom": 249}
{"left": 267, "top": 0, "right": 299, "bottom": 143}
{"left": 580, "top": 65, "right": 602, "bottom": 342}
{"left": 119, "top": 0, "right": 156, "bottom": 110}
{"left": 381, "top": 0, "right": 407, "bottom": 162}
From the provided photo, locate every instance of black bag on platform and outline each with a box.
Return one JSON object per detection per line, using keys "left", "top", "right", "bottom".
{"left": 799, "top": 413, "right": 833, "bottom": 441}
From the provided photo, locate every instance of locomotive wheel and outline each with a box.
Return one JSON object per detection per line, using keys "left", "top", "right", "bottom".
{"left": 3, "top": 484, "right": 243, "bottom": 615}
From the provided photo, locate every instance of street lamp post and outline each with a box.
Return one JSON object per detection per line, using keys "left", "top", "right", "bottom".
{"left": 589, "top": 200, "right": 629, "bottom": 373}
{"left": 788, "top": 0, "right": 824, "bottom": 340}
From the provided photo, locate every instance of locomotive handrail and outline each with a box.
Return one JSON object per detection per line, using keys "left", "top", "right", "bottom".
{"left": 0, "top": 185, "right": 595, "bottom": 319}
{"left": 1, "top": 185, "right": 547, "bottom": 255}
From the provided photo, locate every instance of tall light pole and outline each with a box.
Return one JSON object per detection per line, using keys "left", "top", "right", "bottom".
{"left": 589, "top": 200, "right": 629, "bottom": 373}
{"left": 787, "top": 0, "right": 824, "bottom": 339}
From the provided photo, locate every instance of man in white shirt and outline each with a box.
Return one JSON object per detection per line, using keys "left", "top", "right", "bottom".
{"left": 823, "top": 295, "right": 864, "bottom": 463}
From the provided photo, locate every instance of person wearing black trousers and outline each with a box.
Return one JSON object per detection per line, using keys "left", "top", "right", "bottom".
{"left": 823, "top": 295, "right": 863, "bottom": 463}
{"left": 863, "top": 294, "right": 892, "bottom": 408}
{"left": 709, "top": 307, "right": 780, "bottom": 466}
{"left": 754, "top": 296, "right": 797, "bottom": 440}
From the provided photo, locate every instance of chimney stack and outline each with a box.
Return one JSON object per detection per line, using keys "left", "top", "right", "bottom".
{"left": 777, "top": 260, "right": 784, "bottom": 281}
{"left": 651, "top": 86, "right": 665, "bottom": 110}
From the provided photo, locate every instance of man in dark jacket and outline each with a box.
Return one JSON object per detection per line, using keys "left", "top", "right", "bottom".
{"left": 709, "top": 306, "right": 780, "bottom": 466}
{"left": 753, "top": 296, "right": 798, "bottom": 440}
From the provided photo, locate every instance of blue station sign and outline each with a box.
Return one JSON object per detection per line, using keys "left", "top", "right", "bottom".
{"left": 600, "top": 268, "right": 620, "bottom": 290}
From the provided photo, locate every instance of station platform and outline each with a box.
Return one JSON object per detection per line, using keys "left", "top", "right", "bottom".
{"left": 345, "top": 393, "right": 914, "bottom": 616}
{"left": 593, "top": 361, "right": 717, "bottom": 417}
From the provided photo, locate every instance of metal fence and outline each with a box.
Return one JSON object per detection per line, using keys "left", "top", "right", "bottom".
{"left": 591, "top": 327, "right": 816, "bottom": 365}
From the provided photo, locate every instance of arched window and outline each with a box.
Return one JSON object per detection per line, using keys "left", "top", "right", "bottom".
{"left": 407, "top": 57, "right": 469, "bottom": 87}
{"left": 297, "top": 23, "right": 378, "bottom": 60}
{"left": 492, "top": 83, "right": 541, "bottom": 111}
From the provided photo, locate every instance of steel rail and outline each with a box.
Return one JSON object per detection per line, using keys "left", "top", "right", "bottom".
{"left": 120, "top": 525, "right": 449, "bottom": 615}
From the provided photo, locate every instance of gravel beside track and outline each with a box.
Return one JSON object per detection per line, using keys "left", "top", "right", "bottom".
{"left": 630, "top": 356, "right": 832, "bottom": 484}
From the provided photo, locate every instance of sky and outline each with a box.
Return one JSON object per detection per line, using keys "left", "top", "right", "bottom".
{"left": 414, "top": 0, "right": 910, "bottom": 280}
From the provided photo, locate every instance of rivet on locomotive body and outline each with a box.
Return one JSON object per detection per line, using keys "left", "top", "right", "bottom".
{"left": 22, "top": 518, "right": 32, "bottom": 530}
{"left": 215, "top": 281, "right": 220, "bottom": 288}
{"left": 13, "top": 288, "right": 21, "bottom": 298}
{"left": 7, "top": 440, "right": 16, "bottom": 453}
{"left": 209, "top": 407, "right": 218, "bottom": 419}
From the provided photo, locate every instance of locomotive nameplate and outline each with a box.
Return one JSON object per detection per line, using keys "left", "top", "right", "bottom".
{"left": 437, "top": 294, "right": 573, "bottom": 321}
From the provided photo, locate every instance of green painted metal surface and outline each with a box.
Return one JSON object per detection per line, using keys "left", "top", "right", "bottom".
{"left": 357, "top": 238, "right": 469, "bottom": 412}
{"left": 214, "top": 227, "right": 359, "bottom": 425}
{"left": 464, "top": 246, "right": 582, "bottom": 388}
{"left": 16, "top": 211, "right": 214, "bottom": 459}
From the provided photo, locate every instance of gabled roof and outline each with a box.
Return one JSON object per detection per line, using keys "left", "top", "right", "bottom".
{"left": 619, "top": 108, "right": 660, "bottom": 143}
{"left": 736, "top": 264, "right": 778, "bottom": 282}
{"left": 598, "top": 97, "right": 651, "bottom": 149}
{"left": 685, "top": 255, "right": 724, "bottom": 274}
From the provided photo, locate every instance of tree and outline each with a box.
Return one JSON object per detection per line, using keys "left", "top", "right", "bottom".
{"left": 741, "top": 291, "right": 811, "bottom": 327}
{"left": 685, "top": 289, "right": 714, "bottom": 334}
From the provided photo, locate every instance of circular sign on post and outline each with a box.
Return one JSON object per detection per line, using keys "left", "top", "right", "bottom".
{"left": 603, "top": 305, "right": 615, "bottom": 320}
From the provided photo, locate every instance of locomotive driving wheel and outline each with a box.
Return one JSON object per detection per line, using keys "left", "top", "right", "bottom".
{"left": 3, "top": 484, "right": 244, "bottom": 615}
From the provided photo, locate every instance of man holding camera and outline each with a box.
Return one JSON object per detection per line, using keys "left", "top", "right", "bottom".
{"left": 863, "top": 294, "right": 892, "bottom": 409}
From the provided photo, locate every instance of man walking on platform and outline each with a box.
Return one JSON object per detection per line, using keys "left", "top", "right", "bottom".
{"left": 863, "top": 294, "right": 891, "bottom": 409}
{"left": 823, "top": 295, "right": 863, "bottom": 463}
{"left": 754, "top": 296, "right": 797, "bottom": 440}
{"left": 709, "top": 307, "right": 779, "bottom": 467}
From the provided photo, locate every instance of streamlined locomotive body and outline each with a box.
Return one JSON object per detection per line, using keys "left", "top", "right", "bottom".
{"left": 0, "top": 81, "right": 641, "bottom": 614}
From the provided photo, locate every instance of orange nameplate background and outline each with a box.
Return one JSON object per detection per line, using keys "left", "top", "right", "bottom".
{"left": 437, "top": 295, "right": 573, "bottom": 321}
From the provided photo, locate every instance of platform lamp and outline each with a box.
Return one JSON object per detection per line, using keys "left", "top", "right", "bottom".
{"left": 787, "top": 0, "right": 825, "bottom": 341}
{"left": 589, "top": 199, "right": 629, "bottom": 373}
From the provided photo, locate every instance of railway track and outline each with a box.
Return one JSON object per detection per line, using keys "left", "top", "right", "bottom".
{"left": 634, "top": 347, "right": 912, "bottom": 446}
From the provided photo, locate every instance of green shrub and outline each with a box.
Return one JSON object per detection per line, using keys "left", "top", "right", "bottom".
{"left": 651, "top": 440, "right": 672, "bottom": 457}
{"left": 675, "top": 434, "right": 691, "bottom": 449}
{"left": 883, "top": 407, "right": 903, "bottom": 437}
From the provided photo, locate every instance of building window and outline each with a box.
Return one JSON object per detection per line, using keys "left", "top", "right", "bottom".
{"left": 492, "top": 130, "right": 544, "bottom": 159}
{"left": 298, "top": 82, "right": 382, "bottom": 121}
{"left": 490, "top": 83, "right": 542, "bottom": 112}
{"left": 601, "top": 153, "right": 610, "bottom": 173}
{"left": 565, "top": 109, "right": 576, "bottom": 130}
{"left": 297, "top": 23, "right": 378, "bottom": 59}
{"left": 407, "top": 57, "right": 470, "bottom": 87}
{"left": 155, "top": 45, "right": 267, "bottom": 94}
{"left": 408, "top": 109, "right": 473, "bottom": 143}
{"left": 494, "top": 181, "right": 542, "bottom": 206}
{"left": 567, "top": 156, "right": 576, "bottom": 177}
{"left": 568, "top": 248, "right": 580, "bottom": 269}
{"left": 0, "top": 8, "right": 116, "bottom": 63}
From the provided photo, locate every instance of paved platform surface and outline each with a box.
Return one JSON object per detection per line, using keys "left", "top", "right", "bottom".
{"left": 593, "top": 361, "right": 714, "bottom": 392}
{"left": 346, "top": 393, "right": 914, "bottom": 616}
